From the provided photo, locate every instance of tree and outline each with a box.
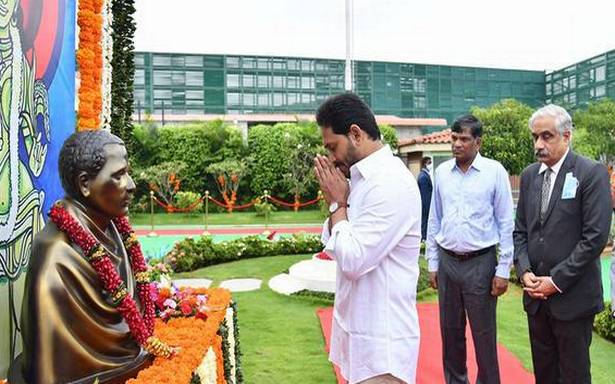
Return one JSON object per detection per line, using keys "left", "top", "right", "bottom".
{"left": 207, "top": 160, "right": 247, "bottom": 212}
{"left": 282, "top": 140, "right": 319, "bottom": 207}
{"left": 110, "top": 0, "right": 137, "bottom": 153}
{"left": 131, "top": 118, "right": 160, "bottom": 167}
{"left": 471, "top": 99, "right": 535, "bottom": 175}
{"left": 142, "top": 161, "right": 187, "bottom": 207}
{"left": 248, "top": 123, "right": 322, "bottom": 198}
{"left": 572, "top": 99, "right": 615, "bottom": 166}
{"left": 380, "top": 124, "right": 399, "bottom": 152}
{"left": 154, "top": 121, "right": 246, "bottom": 193}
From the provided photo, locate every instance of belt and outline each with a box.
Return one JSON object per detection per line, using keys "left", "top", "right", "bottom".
{"left": 440, "top": 245, "right": 495, "bottom": 261}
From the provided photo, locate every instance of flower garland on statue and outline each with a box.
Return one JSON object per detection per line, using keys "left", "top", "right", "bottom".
{"left": 48, "top": 202, "right": 176, "bottom": 358}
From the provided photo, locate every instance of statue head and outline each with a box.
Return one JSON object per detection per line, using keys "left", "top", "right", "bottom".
{"left": 59, "top": 130, "right": 135, "bottom": 218}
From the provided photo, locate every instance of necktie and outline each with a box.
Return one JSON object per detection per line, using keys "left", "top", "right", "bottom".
{"left": 540, "top": 168, "right": 553, "bottom": 222}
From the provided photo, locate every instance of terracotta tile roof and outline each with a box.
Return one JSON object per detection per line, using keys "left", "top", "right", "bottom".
{"left": 398, "top": 129, "right": 452, "bottom": 147}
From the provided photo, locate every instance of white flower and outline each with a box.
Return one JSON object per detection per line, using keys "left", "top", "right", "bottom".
{"left": 194, "top": 347, "right": 217, "bottom": 384}
{"left": 225, "top": 308, "right": 237, "bottom": 383}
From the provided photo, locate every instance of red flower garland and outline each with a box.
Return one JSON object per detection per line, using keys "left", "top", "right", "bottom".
{"left": 49, "top": 202, "right": 175, "bottom": 358}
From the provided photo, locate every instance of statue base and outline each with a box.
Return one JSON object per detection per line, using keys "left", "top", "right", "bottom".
{"left": 8, "top": 351, "right": 153, "bottom": 384}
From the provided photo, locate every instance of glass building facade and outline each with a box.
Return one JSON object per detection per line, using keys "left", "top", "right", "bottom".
{"left": 134, "top": 51, "right": 546, "bottom": 124}
{"left": 545, "top": 49, "right": 615, "bottom": 111}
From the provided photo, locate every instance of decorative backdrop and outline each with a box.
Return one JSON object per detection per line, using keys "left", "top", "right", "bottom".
{"left": 0, "top": 0, "right": 76, "bottom": 375}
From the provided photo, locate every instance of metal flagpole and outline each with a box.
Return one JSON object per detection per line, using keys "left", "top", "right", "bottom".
{"left": 344, "top": 0, "right": 354, "bottom": 91}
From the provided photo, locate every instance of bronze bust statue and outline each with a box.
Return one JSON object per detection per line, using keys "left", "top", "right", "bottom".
{"left": 9, "top": 130, "right": 152, "bottom": 383}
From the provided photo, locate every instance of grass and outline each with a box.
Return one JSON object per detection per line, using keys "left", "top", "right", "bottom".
{"left": 131, "top": 210, "right": 325, "bottom": 226}
{"left": 176, "top": 255, "right": 336, "bottom": 384}
{"left": 174, "top": 256, "right": 615, "bottom": 384}
{"left": 496, "top": 284, "right": 615, "bottom": 383}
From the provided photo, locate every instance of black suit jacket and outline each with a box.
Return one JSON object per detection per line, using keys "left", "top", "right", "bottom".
{"left": 417, "top": 169, "right": 432, "bottom": 239}
{"left": 513, "top": 150, "right": 612, "bottom": 321}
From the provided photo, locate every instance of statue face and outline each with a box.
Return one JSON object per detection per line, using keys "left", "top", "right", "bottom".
{"left": 80, "top": 144, "right": 135, "bottom": 218}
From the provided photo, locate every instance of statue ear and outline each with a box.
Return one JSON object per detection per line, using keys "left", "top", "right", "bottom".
{"left": 77, "top": 171, "right": 91, "bottom": 198}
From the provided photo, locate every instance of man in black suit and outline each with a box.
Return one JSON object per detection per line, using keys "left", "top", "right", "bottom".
{"left": 514, "top": 104, "right": 612, "bottom": 384}
{"left": 417, "top": 156, "right": 433, "bottom": 240}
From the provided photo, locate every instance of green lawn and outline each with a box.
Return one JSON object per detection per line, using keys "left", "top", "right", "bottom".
{"left": 131, "top": 210, "right": 324, "bottom": 226}
{"left": 496, "top": 284, "right": 615, "bottom": 383}
{"left": 176, "top": 255, "right": 336, "bottom": 384}
{"left": 175, "top": 256, "right": 615, "bottom": 384}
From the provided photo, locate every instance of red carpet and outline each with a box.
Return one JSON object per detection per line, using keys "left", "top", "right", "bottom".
{"left": 317, "top": 303, "right": 534, "bottom": 384}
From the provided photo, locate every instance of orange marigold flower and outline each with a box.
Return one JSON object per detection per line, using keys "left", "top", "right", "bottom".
{"left": 127, "top": 288, "right": 232, "bottom": 384}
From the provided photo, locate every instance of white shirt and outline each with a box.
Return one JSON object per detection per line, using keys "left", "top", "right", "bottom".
{"left": 538, "top": 147, "right": 570, "bottom": 204}
{"left": 321, "top": 145, "right": 421, "bottom": 384}
{"left": 426, "top": 153, "right": 515, "bottom": 278}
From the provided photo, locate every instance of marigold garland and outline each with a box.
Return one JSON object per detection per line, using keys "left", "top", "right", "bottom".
{"left": 127, "top": 288, "right": 233, "bottom": 384}
{"left": 49, "top": 202, "right": 173, "bottom": 358}
{"left": 77, "top": 0, "right": 105, "bottom": 130}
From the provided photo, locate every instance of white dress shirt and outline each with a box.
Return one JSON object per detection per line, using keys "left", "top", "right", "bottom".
{"left": 426, "top": 153, "right": 515, "bottom": 278}
{"left": 321, "top": 145, "right": 421, "bottom": 384}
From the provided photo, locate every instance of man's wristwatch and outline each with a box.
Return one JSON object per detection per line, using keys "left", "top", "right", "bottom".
{"left": 328, "top": 201, "right": 348, "bottom": 214}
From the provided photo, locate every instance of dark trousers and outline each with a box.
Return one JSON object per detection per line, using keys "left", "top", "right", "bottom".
{"left": 437, "top": 248, "right": 500, "bottom": 384}
{"left": 527, "top": 303, "right": 594, "bottom": 384}
{"left": 421, "top": 207, "right": 429, "bottom": 240}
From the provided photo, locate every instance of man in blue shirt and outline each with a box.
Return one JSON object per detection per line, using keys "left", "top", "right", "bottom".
{"left": 417, "top": 156, "right": 433, "bottom": 241}
{"left": 426, "top": 115, "right": 514, "bottom": 384}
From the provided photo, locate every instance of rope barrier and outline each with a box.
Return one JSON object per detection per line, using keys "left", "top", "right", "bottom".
{"left": 149, "top": 191, "right": 322, "bottom": 213}
{"left": 267, "top": 195, "right": 322, "bottom": 209}
{"left": 267, "top": 196, "right": 296, "bottom": 208}
{"left": 207, "top": 195, "right": 232, "bottom": 209}
{"left": 152, "top": 195, "right": 205, "bottom": 213}
{"left": 233, "top": 200, "right": 257, "bottom": 210}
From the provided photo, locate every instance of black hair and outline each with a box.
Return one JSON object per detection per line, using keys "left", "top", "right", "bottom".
{"left": 59, "top": 130, "right": 124, "bottom": 199}
{"left": 451, "top": 114, "right": 483, "bottom": 138}
{"left": 316, "top": 92, "right": 380, "bottom": 140}
{"left": 421, "top": 156, "right": 432, "bottom": 168}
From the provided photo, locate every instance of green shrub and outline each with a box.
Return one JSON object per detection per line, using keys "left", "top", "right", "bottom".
{"left": 166, "top": 237, "right": 203, "bottom": 272}
{"left": 380, "top": 124, "right": 399, "bottom": 151}
{"left": 594, "top": 303, "right": 615, "bottom": 342}
{"left": 275, "top": 233, "right": 322, "bottom": 255}
{"left": 165, "top": 232, "right": 324, "bottom": 273}
{"left": 292, "top": 290, "right": 335, "bottom": 303}
{"left": 129, "top": 194, "right": 150, "bottom": 214}
{"left": 417, "top": 258, "right": 430, "bottom": 293}
{"left": 254, "top": 200, "right": 276, "bottom": 217}
{"left": 175, "top": 191, "right": 204, "bottom": 212}
{"left": 508, "top": 266, "right": 522, "bottom": 286}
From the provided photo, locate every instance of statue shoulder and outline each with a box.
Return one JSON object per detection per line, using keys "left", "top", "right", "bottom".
{"left": 28, "top": 222, "right": 77, "bottom": 276}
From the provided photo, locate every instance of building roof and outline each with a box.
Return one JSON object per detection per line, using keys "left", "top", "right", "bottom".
{"left": 398, "top": 129, "right": 452, "bottom": 147}
{"left": 135, "top": 113, "right": 448, "bottom": 128}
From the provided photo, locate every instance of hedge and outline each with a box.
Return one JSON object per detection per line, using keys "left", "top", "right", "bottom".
{"left": 594, "top": 303, "right": 615, "bottom": 342}
{"left": 164, "top": 233, "right": 324, "bottom": 273}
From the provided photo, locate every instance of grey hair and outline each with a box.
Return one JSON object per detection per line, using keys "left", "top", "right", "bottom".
{"left": 528, "top": 104, "right": 573, "bottom": 134}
